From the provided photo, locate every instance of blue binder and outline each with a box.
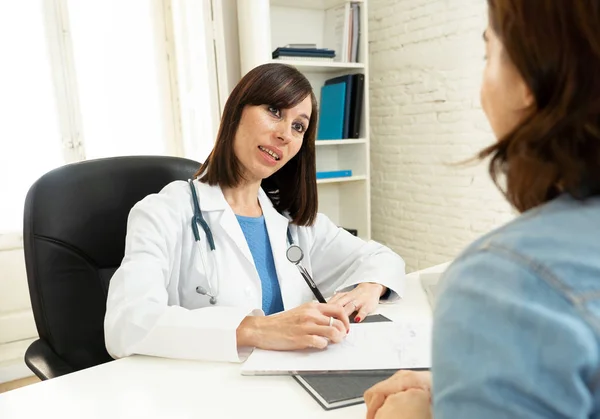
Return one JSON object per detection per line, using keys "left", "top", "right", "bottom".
{"left": 325, "top": 75, "right": 353, "bottom": 139}
{"left": 317, "top": 83, "right": 346, "bottom": 140}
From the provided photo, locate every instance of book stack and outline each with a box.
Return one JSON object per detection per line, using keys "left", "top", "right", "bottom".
{"left": 272, "top": 44, "right": 335, "bottom": 62}
{"left": 317, "top": 73, "right": 364, "bottom": 140}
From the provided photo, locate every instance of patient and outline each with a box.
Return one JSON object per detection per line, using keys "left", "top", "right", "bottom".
{"left": 364, "top": 1, "right": 600, "bottom": 418}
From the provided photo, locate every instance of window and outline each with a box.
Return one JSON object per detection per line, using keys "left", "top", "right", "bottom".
{"left": 67, "top": 0, "right": 178, "bottom": 159}
{"left": 0, "top": 0, "right": 219, "bottom": 236}
{"left": 0, "top": 2, "right": 65, "bottom": 233}
{"left": 170, "top": 0, "right": 221, "bottom": 162}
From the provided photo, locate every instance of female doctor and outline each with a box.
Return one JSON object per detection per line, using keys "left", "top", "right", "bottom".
{"left": 104, "top": 63, "right": 406, "bottom": 363}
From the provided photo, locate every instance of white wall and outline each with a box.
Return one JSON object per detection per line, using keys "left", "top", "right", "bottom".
{"left": 0, "top": 236, "right": 37, "bottom": 383}
{"left": 368, "top": 0, "right": 515, "bottom": 272}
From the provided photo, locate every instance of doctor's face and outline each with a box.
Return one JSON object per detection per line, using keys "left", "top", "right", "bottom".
{"left": 233, "top": 96, "right": 312, "bottom": 183}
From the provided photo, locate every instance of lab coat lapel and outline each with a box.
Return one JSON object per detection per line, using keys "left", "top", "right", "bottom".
{"left": 195, "top": 181, "right": 255, "bottom": 267}
{"left": 218, "top": 208, "right": 256, "bottom": 267}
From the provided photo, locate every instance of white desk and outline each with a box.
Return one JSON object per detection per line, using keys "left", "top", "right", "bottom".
{"left": 0, "top": 264, "right": 446, "bottom": 419}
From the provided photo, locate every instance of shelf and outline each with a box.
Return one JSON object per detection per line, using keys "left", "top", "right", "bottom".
{"left": 315, "top": 139, "right": 366, "bottom": 146}
{"left": 250, "top": 0, "right": 371, "bottom": 239}
{"left": 317, "top": 175, "right": 367, "bottom": 184}
{"left": 272, "top": 59, "right": 364, "bottom": 73}
{"left": 271, "top": 0, "right": 363, "bottom": 10}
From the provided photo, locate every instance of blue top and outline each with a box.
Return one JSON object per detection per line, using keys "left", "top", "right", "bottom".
{"left": 432, "top": 194, "right": 600, "bottom": 418}
{"left": 236, "top": 215, "right": 284, "bottom": 315}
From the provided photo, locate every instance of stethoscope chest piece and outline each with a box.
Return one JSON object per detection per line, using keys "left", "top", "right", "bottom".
{"left": 286, "top": 244, "right": 304, "bottom": 265}
{"left": 196, "top": 285, "right": 218, "bottom": 305}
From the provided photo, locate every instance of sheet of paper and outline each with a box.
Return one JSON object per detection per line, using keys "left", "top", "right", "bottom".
{"left": 241, "top": 321, "right": 431, "bottom": 375}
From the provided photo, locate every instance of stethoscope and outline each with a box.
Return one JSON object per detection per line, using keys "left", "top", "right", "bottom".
{"left": 188, "top": 179, "right": 323, "bottom": 305}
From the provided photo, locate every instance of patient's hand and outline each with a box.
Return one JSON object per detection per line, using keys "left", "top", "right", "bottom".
{"left": 373, "top": 388, "right": 432, "bottom": 419}
{"left": 364, "top": 370, "right": 431, "bottom": 419}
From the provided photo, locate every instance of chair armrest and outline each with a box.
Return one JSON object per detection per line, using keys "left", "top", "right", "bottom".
{"left": 24, "top": 339, "right": 75, "bottom": 380}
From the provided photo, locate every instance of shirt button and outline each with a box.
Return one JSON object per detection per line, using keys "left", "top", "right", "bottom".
{"left": 245, "top": 286, "right": 253, "bottom": 295}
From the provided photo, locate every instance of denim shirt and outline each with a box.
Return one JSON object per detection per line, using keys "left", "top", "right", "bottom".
{"left": 432, "top": 194, "right": 600, "bottom": 418}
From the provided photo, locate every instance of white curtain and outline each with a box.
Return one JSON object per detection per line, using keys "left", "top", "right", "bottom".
{"left": 0, "top": 0, "right": 219, "bottom": 235}
{"left": 67, "top": 0, "right": 175, "bottom": 159}
{"left": 0, "top": 1, "right": 65, "bottom": 233}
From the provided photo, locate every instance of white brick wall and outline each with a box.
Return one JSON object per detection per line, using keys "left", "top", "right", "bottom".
{"left": 368, "top": 0, "right": 515, "bottom": 271}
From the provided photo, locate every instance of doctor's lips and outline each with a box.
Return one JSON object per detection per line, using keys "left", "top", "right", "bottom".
{"left": 258, "top": 145, "right": 282, "bottom": 161}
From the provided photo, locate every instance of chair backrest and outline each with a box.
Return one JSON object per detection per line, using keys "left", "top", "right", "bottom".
{"left": 23, "top": 155, "right": 200, "bottom": 371}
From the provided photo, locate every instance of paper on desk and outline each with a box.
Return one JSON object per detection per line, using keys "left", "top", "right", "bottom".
{"left": 241, "top": 321, "right": 431, "bottom": 375}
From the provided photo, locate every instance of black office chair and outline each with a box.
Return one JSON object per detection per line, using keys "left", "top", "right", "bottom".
{"left": 23, "top": 155, "right": 201, "bottom": 380}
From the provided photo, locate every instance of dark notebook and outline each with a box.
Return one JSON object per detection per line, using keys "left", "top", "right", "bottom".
{"left": 293, "top": 314, "right": 423, "bottom": 410}
{"left": 293, "top": 370, "right": 397, "bottom": 410}
{"left": 349, "top": 73, "right": 364, "bottom": 138}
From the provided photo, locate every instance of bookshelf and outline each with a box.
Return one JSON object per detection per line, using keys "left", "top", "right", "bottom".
{"left": 271, "top": 60, "right": 364, "bottom": 72}
{"left": 317, "top": 175, "right": 367, "bottom": 184}
{"left": 237, "top": 0, "right": 371, "bottom": 240}
{"left": 270, "top": 0, "right": 363, "bottom": 8}
{"left": 316, "top": 138, "right": 366, "bottom": 146}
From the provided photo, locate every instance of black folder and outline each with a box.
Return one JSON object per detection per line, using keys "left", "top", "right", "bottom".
{"left": 294, "top": 369, "right": 397, "bottom": 410}
{"left": 293, "top": 314, "right": 424, "bottom": 410}
{"left": 349, "top": 73, "right": 364, "bottom": 138}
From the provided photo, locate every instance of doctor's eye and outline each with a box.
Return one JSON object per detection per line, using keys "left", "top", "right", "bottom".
{"left": 292, "top": 121, "right": 306, "bottom": 133}
{"left": 267, "top": 106, "right": 281, "bottom": 118}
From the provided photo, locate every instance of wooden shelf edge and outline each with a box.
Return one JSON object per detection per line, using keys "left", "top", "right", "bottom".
{"left": 271, "top": 0, "right": 364, "bottom": 10}
{"left": 315, "top": 139, "right": 366, "bottom": 146}
{"left": 316, "top": 175, "right": 367, "bottom": 184}
{"left": 272, "top": 59, "right": 364, "bottom": 71}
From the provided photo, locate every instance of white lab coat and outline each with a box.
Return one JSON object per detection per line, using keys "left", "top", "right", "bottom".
{"left": 104, "top": 180, "right": 405, "bottom": 363}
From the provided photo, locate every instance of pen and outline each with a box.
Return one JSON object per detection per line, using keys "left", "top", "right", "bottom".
{"left": 286, "top": 244, "right": 327, "bottom": 303}
{"left": 294, "top": 264, "right": 327, "bottom": 303}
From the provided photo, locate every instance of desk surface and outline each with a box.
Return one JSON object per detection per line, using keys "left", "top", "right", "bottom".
{"left": 0, "top": 264, "right": 445, "bottom": 419}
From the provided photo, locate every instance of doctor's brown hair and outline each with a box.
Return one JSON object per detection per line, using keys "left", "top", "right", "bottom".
{"left": 480, "top": 0, "right": 600, "bottom": 212}
{"left": 196, "top": 63, "right": 318, "bottom": 226}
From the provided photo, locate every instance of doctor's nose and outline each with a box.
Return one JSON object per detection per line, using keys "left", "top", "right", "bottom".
{"left": 275, "top": 122, "right": 294, "bottom": 144}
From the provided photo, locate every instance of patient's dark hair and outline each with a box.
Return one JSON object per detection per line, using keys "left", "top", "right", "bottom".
{"left": 196, "top": 63, "right": 318, "bottom": 225}
{"left": 481, "top": 0, "right": 600, "bottom": 212}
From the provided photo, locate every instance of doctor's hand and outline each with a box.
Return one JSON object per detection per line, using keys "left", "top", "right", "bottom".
{"left": 236, "top": 302, "right": 350, "bottom": 351}
{"left": 328, "top": 282, "right": 386, "bottom": 322}
{"left": 364, "top": 370, "right": 432, "bottom": 419}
